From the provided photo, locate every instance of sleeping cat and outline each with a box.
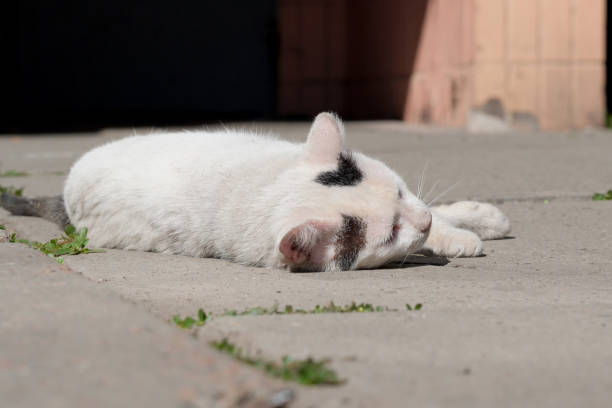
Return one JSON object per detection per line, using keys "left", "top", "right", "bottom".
{"left": 1, "top": 113, "right": 510, "bottom": 271}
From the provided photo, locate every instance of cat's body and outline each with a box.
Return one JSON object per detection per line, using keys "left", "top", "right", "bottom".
{"left": 1, "top": 113, "right": 510, "bottom": 271}
{"left": 64, "top": 130, "right": 301, "bottom": 266}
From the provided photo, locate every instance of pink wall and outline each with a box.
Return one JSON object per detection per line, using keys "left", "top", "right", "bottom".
{"left": 278, "top": 0, "right": 607, "bottom": 130}
{"left": 404, "top": 0, "right": 474, "bottom": 126}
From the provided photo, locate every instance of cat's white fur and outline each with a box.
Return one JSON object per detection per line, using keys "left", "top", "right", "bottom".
{"left": 64, "top": 113, "right": 510, "bottom": 271}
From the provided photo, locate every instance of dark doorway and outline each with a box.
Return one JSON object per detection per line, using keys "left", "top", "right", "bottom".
{"left": 1, "top": 1, "right": 278, "bottom": 132}
{"left": 277, "top": 0, "right": 427, "bottom": 120}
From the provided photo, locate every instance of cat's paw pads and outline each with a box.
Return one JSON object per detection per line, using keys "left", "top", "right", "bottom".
{"left": 440, "top": 229, "right": 483, "bottom": 258}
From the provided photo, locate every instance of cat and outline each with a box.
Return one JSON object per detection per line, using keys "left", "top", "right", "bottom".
{"left": 1, "top": 112, "right": 510, "bottom": 271}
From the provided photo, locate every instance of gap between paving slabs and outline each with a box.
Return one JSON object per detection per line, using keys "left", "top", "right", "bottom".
{"left": 172, "top": 302, "right": 424, "bottom": 386}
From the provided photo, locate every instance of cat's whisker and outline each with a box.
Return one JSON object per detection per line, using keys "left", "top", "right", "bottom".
{"left": 423, "top": 180, "right": 441, "bottom": 204}
{"left": 427, "top": 180, "right": 461, "bottom": 206}
{"left": 416, "top": 161, "right": 429, "bottom": 199}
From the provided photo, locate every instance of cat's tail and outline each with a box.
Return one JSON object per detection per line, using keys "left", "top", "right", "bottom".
{"left": 0, "top": 193, "right": 70, "bottom": 228}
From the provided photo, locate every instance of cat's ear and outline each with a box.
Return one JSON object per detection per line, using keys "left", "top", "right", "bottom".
{"left": 279, "top": 220, "right": 338, "bottom": 271}
{"left": 304, "top": 112, "right": 346, "bottom": 164}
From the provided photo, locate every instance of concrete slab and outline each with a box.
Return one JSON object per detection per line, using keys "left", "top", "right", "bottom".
{"left": 0, "top": 245, "right": 294, "bottom": 408}
{"left": 198, "top": 308, "right": 612, "bottom": 408}
{"left": 1, "top": 122, "right": 612, "bottom": 407}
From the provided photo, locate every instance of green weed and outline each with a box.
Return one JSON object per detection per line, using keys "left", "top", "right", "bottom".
{"left": 0, "top": 170, "right": 29, "bottom": 177}
{"left": 173, "top": 308, "right": 209, "bottom": 329}
{"left": 211, "top": 338, "right": 343, "bottom": 385}
{"left": 223, "top": 302, "right": 390, "bottom": 316}
{"left": 9, "top": 225, "right": 103, "bottom": 263}
{"left": 592, "top": 190, "right": 612, "bottom": 200}
{"left": 0, "top": 225, "right": 5, "bottom": 230}
{"left": 405, "top": 303, "right": 423, "bottom": 311}
{"left": 0, "top": 185, "right": 24, "bottom": 196}
{"left": 173, "top": 302, "right": 396, "bottom": 329}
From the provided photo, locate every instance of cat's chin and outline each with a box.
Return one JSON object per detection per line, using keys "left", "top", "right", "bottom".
{"left": 354, "top": 240, "right": 428, "bottom": 270}
{"left": 288, "top": 264, "right": 327, "bottom": 273}
{"left": 283, "top": 258, "right": 327, "bottom": 273}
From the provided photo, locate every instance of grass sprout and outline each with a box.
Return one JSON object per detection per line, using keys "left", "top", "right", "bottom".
{"left": 173, "top": 308, "right": 209, "bottom": 329}
{"left": 592, "top": 190, "right": 612, "bottom": 200}
{"left": 9, "top": 225, "right": 103, "bottom": 263}
{"left": 211, "top": 338, "right": 343, "bottom": 385}
{"left": 0, "top": 185, "right": 24, "bottom": 196}
{"left": 0, "top": 170, "right": 29, "bottom": 177}
{"left": 223, "top": 302, "right": 391, "bottom": 316}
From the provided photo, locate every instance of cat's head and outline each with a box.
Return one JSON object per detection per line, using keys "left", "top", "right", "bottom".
{"left": 275, "top": 112, "right": 431, "bottom": 272}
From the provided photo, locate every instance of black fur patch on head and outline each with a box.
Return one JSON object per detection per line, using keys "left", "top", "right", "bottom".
{"left": 334, "top": 215, "right": 367, "bottom": 270}
{"left": 315, "top": 152, "right": 363, "bottom": 187}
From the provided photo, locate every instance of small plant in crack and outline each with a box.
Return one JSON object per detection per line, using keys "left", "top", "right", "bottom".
{"left": 223, "top": 301, "right": 392, "bottom": 316}
{"left": 592, "top": 190, "right": 612, "bottom": 200}
{"left": 173, "top": 308, "right": 209, "bottom": 329}
{"left": 211, "top": 338, "right": 343, "bottom": 386}
{"left": 45, "top": 170, "right": 67, "bottom": 176}
{"left": 9, "top": 224, "right": 103, "bottom": 263}
{"left": 0, "top": 185, "right": 24, "bottom": 196}
{"left": 0, "top": 170, "right": 29, "bottom": 177}
{"left": 175, "top": 302, "right": 423, "bottom": 326}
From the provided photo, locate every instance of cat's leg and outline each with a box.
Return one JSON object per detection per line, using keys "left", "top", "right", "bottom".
{"left": 420, "top": 213, "right": 483, "bottom": 257}
{"left": 431, "top": 201, "right": 511, "bottom": 240}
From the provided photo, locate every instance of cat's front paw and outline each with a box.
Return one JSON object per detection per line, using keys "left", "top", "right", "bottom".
{"left": 423, "top": 228, "right": 483, "bottom": 258}
{"left": 433, "top": 201, "right": 511, "bottom": 240}
{"left": 443, "top": 229, "right": 483, "bottom": 257}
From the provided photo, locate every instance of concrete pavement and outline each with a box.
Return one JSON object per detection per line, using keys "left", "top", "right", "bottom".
{"left": 1, "top": 122, "right": 612, "bottom": 407}
{"left": 0, "top": 245, "right": 294, "bottom": 408}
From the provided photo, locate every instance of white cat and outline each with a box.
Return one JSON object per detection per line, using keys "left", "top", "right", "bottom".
{"left": 2, "top": 113, "right": 510, "bottom": 271}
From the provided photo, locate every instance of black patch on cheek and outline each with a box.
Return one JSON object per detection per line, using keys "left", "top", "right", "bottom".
{"left": 334, "top": 215, "right": 367, "bottom": 270}
{"left": 315, "top": 152, "right": 363, "bottom": 186}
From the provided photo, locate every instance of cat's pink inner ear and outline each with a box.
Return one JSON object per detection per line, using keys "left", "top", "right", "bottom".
{"left": 279, "top": 228, "right": 309, "bottom": 265}
{"left": 279, "top": 221, "right": 338, "bottom": 269}
{"left": 305, "top": 112, "right": 346, "bottom": 164}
